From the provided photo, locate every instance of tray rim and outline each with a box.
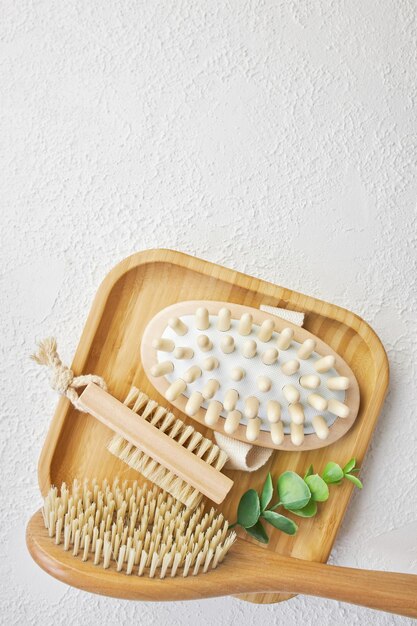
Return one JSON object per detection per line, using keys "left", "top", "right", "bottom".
{"left": 38, "top": 247, "right": 389, "bottom": 495}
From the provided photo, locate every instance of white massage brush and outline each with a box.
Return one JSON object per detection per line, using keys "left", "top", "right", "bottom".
{"left": 141, "top": 301, "right": 360, "bottom": 450}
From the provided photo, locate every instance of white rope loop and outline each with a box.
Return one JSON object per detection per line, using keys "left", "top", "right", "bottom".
{"left": 31, "top": 337, "right": 107, "bottom": 411}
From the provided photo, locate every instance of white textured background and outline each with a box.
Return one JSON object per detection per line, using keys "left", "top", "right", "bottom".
{"left": 1, "top": 1, "right": 416, "bottom": 624}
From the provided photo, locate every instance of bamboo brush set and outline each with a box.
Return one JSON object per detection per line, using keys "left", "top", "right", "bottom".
{"left": 27, "top": 249, "right": 417, "bottom": 617}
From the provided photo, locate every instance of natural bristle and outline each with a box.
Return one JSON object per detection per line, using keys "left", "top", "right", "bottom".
{"left": 107, "top": 387, "right": 228, "bottom": 509}
{"left": 43, "top": 479, "right": 236, "bottom": 578}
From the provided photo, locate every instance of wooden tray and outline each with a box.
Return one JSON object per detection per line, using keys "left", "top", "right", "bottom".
{"left": 28, "top": 249, "right": 389, "bottom": 605}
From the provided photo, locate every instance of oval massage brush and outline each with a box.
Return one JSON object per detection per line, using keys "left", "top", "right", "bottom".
{"left": 28, "top": 480, "right": 417, "bottom": 618}
{"left": 141, "top": 301, "right": 361, "bottom": 450}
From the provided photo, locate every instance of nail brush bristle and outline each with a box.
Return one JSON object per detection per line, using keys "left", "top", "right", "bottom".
{"left": 107, "top": 387, "right": 228, "bottom": 510}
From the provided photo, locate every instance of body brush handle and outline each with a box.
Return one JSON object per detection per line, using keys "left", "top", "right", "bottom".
{"left": 232, "top": 541, "right": 417, "bottom": 618}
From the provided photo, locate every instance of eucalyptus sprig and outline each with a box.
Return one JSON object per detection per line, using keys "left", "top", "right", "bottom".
{"left": 231, "top": 458, "right": 362, "bottom": 544}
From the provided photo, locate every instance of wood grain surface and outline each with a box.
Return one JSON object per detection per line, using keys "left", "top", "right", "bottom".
{"left": 32, "top": 249, "right": 389, "bottom": 605}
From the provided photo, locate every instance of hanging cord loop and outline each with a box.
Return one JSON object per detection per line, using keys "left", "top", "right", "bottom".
{"left": 31, "top": 337, "right": 107, "bottom": 411}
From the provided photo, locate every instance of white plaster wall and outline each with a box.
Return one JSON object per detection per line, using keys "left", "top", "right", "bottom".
{"left": 1, "top": 1, "right": 416, "bottom": 624}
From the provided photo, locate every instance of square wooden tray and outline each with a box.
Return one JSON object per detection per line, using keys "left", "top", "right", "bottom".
{"left": 31, "top": 249, "right": 389, "bottom": 604}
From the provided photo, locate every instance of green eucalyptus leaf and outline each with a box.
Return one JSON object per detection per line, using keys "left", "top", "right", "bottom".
{"left": 262, "top": 510, "right": 298, "bottom": 535}
{"left": 260, "top": 473, "right": 273, "bottom": 511}
{"left": 304, "top": 474, "right": 329, "bottom": 502}
{"left": 304, "top": 464, "right": 314, "bottom": 479}
{"left": 343, "top": 458, "right": 356, "bottom": 474}
{"left": 349, "top": 468, "right": 361, "bottom": 474}
{"left": 344, "top": 473, "right": 363, "bottom": 489}
{"left": 245, "top": 520, "right": 269, "bottom": 544}
{"left": 237, "top": 489, "right": 260, "bottom": 528}
{"left": 287, "top": 499, "right": 318, "bottom": 518}
{"left": 322, "top": 462, "right": 344, "bottom": 484}
{"left": 278, "top": 471, "right": 311, "bottom": 510}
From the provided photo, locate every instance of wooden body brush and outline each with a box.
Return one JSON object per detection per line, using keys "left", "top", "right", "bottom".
{"left": 28, "top": 480, "right": 417, "bottom": 618}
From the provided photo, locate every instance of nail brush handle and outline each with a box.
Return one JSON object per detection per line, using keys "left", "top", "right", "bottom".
{"left": 77, "top": 383, "right": 233, "bottom": 504}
